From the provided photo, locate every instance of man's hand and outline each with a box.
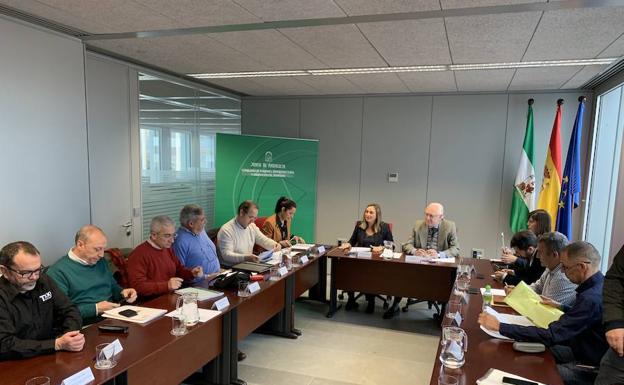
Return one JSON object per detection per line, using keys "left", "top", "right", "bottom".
{"left": 293, "top": 236, "right": 305, "bottom": 244}
{"left": 478, "top": 313, "right": 500, "bottom": 332}
{"left": 494, "top": 269, "right": 513, "bottom": 282}
{"left": 504, "top": 285, "right": 515, "bottom": 295}
{"left": 280, "top": 240, "right": 292, "bottom": 248}
{"left": 606, "top": 328, "right": 624, "bottom": 356}
{"left": 245, "top": 254, "right": 260, "bottom": 262}
{"left": 121, "top": 288, "right": 137, "bottom": 303}
{"left": 191, "top": 266, "right": 203, "bottom": 278}
{"left": 425, "top": 249, "right": 438, "bottom": 257}
{"left": 55, "top": 331, "right": 85, "bottom": 352}
{"left": 168, "top": 277, "right": 184, "bottom": 291}
{"left": 540, "top": 295, "right": 561, "bottom": 310}
{"left": 96, "top": 301, "right": 119, "bottom": 314}
{"left": 371, "top": 246, "right": 383, "bottom": 253}
{"left": 413, "top": 249, "right": 426, "bottom": 256}
{"left": 273, "top": 243, "right": 282, "bottom": 252}
{"left": 501, "top": 252, "right": 518, "bottom": 264}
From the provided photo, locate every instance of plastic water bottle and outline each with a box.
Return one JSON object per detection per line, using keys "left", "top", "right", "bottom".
{"left": 482, "top": 284, "right": 493, "bottom": 309}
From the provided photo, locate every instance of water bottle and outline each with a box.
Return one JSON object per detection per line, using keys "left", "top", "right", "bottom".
{"left": 482, "top": 284, "right": 493, "bottom": 309}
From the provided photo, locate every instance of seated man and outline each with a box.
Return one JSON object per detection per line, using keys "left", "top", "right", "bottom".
{"left": 217, "top": 200, "right": 280, "bottom": 266}
{"left": 0, "top": 241, "right": 84, "bottom": 360}
{"left": 494, "top": 230, "right": 544, "bottom": 286}
{"left": 127, "top": 215, "right": 203, "bottom": 297}
{"left": 479, "top": 241, "right": 609, "bottom": 385}
{"left": 173, "top": 204, "right": 221, "bottom": 283}
{"left": 506, "top": 232, "right": 576, "bottom": 307}
{"left": 47, "top": 225, "right": 138, "bottom": 324}
{"left": 384, "top": 202, "right": 460, "bottom": 319}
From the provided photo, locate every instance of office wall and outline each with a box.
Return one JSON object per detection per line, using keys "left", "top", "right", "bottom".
{"left": 243, "top": 91, "right": 593, "bottom": 258}
{"left": 0, "top": 16, "right": 90, "bottom": 264}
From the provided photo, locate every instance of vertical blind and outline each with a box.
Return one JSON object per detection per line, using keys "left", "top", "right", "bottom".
{"left": 139, "top": 74, "right": 241, "bottom": 238}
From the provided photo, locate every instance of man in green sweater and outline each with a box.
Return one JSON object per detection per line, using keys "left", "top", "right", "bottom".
{"left": 47, "top": 225, "right": 137, "bottom": 324}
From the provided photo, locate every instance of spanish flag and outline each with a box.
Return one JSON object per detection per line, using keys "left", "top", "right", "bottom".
{"left": 537, "top": 99, "right": 563, "bottom": 224}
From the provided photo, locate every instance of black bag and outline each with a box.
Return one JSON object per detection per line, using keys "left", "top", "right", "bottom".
{"left": 211, "top": 271, "right": 250, "bottom": 290}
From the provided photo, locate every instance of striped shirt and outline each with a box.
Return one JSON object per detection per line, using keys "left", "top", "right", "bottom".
{"left": 530, "top": 263, "right": 577, "bottom": 306}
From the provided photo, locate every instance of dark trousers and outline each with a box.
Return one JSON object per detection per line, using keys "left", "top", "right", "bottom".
{"left": 550, "top": 345, "right": 599, "bottom": 385}
{"left": 595, "top": 348, "right": 624, "bottom": 385}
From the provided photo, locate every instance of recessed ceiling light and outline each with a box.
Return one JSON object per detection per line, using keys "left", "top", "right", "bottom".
{"left": 189, "top": 58, "right": 617, "bottom": 79}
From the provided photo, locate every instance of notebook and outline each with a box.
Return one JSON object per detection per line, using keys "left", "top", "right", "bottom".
{"left": 232, "top": 261, "right": 271, "bottom": 274}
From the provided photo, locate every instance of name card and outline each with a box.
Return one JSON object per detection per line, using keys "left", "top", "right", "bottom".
{"left": 102, "top": 339, "right": 123, "bottom": 358}
{"left": 213, "top": 296, "right": 230, "bottom": 311}
{"left": 62, "top": 367, "right": 94, "bottom": 385}
{"left": 317, "top": 245, "right": 325, "bottom": 254}
{"left": 278, "top": 266, "right": 288, "bottom": 277}
{"left": 248, "top": 281, "right": 260, "bottom": 294}
{"left": 300, "top": 255, "right": 309, "bottom": 264}
{"left": 453, "top": 311, "right": 463, "bottom": 326}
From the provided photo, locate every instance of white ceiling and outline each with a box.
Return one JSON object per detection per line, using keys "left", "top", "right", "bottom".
{"left": 2, "top": 0, "right": 624, "bottom": 96}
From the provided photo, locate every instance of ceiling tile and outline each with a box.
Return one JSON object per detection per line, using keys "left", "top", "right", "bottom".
{"left": 239, "top": 77, "right": 319, "bottom": 96}
{"left": 561, "top": 65, "right": 608, "bottom": 89}
{"left": 455, "top": 69, "right": 515, "bottom": 91}
{"left": 446, "top": 12, "right": 541, "bottom": 63}
{"left": 233, "top": 0, "right": 345, "bottom": 21}
{"left": 297, "top": 76, "right": 363, "bottom": 94}
{"left": 343, "top": 74, "right": 410, "bottom": 93}
{"left": 208, "top": 30, "right": 327, "bottom": 70}
{"left": 598, "top": 33, "right": 624, "bottom": 58}
{"left": 398, "top": 71, "right": 457, "bottom": 93}
{"left": 523, "top": 7, "right": 624, "bottom": 61}
{"left": 279, "top": 24, "right": 387, "bottom": 68}
{"left": 334, "top": 0, "right": 439, "bottom": 16}
{"left": 358, "top": 19, "right": 451, "bottom": 66}
{"left": 442, "top": 0, "right": 545, "bottom": 9}
{"left": 206, "top": 78, "right": 271, "bottom": 96}
{"left": 132, "top": 0, "right": 260, "bottom": 27}
{"left": 90, "top": 34, "right": 266, "bottom": 73}
{"left": 508, "top": 66, "right": 582, "bottom": 90}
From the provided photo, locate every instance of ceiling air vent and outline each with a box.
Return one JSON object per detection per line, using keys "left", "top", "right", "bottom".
{"left": 0, "top": 4, "right": 91, "bottom": 38}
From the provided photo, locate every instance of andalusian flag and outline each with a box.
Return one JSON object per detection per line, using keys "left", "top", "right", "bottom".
{"left": 556, "top": 97, "right": 585, "bottom": 239}
{"left": 537, "top": 100, "right": 563, "bottom": 224}
{"left": 510, "top": 99, "right": 536, "bottom": 233}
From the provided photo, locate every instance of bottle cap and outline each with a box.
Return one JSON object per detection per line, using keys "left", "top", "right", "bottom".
{"left": 485, "top": 284, "right": 491, "bottom": 290}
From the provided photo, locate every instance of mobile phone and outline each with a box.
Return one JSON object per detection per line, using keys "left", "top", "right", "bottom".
{"left": 98, "top": 325, "right": 129, "bottom": 334}
{"left": 502, "top": 376, "right": 538, "bottom": 385}
{"left": 118, "top": 309, "right": 138, "bottom": 318}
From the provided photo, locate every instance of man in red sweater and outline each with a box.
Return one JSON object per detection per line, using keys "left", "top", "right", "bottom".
{"left": 127, "top": 215, "right": 203, "bottom": 297}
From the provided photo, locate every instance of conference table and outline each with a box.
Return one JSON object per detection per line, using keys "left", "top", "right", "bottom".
{"left": 428, "top": 258, "right": 564, "bottom": 385}
{"left": 0, "top": 247, "right": 327, "bottom": 385}
{"left": 325, "top": 247, "right": 458, "bottom": 318}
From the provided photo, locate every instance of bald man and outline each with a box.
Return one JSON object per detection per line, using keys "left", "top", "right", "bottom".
{"left": 47, "top": 225, "right": 137, "bottom": 324}
{"left": 384, "top": 203, "right": 460, "bottom": 319}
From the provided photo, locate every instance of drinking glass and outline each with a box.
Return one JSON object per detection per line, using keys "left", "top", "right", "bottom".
{"left": 170, "top": 312, "right": 187, "bottom": 336}
{"left": 25, "top": 377, "right": 50, "bottom": 385}
{"left": 95, "top": 342, "right": 117, "bottom": 369}
{"left": 238, "top": 280, "right": 250, "bottom": 297}
{"left": 438, "top": 373, "right": 459, "bottom": 385}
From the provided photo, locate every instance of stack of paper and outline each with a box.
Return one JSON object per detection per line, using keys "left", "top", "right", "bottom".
{"left": 292, "top": 244, "right": 315, "bottom": 251}
{"left": 480, "top": 307, "right": 534, "bottom": 340}
{"left": 504, "top": 282, "right": 564, "bottom": 328}
{"left": 175, "top": 287, "right": 224, "bottom": 301}
{"left": 103, "top": 305, "right": 167, "bottom": 324}
{"left": 477, "top": 368, "right": 544, "bottom": 385}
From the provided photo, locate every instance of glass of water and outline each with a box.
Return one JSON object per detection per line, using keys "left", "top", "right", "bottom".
{"left": 95, "top": 342, "right": 117, "bottom": 370}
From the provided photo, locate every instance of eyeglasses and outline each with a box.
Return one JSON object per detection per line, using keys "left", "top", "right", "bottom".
{"left": 4, "top": 265, "right": 45, "bottom": 278}
{"left": 561, "top": 261, "right": 591, "bottom": 271}
{"left": 159, "top": 232, "right": 177, "bottom": 239}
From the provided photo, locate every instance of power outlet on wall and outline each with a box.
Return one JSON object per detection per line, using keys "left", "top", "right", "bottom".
{"left": 471, "top": 248, "right": 484, "bottom": 259}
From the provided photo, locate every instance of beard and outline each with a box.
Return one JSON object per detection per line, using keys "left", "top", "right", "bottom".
{"left": 20, "top": 281, "right": 37, "bottom": 292}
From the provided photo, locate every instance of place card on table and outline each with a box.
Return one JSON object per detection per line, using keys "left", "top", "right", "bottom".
{"left": 453, "top": 311, "right": 463, "bottom": 326}
{"left": 278, "top": 266, "right": 288, "bottom": 277}
{"left": 212, "top": 296, "right": 230, "bottom": 311}
{"left": 317, "top": 245, "right": 326, "bottom": 254}
{"left": 62, "top": 367, "right": 95, "bottom": 385}
{"left": 248, "top": 281, "right": 261, "bottom": 294}
{"left": 300, "top": 255, "right": 309, "bottom": 264}
{"left": 102, "top": 339, "right": 123, "bottom": 358}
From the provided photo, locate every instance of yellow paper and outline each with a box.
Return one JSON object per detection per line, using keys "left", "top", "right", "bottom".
{"left": 503, "top": 281, "right": 564, "bottom": 328}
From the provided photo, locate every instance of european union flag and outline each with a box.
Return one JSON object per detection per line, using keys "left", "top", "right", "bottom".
{"left": 556, "top": 96, "right": 585, "bottom": 239}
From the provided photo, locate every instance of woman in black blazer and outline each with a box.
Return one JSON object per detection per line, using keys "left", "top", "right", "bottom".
{"left": 339, "top": 203, "right": 393, "bottom": 313}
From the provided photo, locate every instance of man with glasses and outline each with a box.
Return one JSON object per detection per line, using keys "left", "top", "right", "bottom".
{"left": 127, "top": 215, "right": 203, "bottom": 297}
{"left": 47, "top": 225, "right": 138, "bottom": 324}
{"left": 173, "top": 204, "right": 221, "bottom": 283}
{"left": 0, "top": 241, "right": 84, "bottom": 359}
{"left": 384, "top": 202, "right": 460, "bottom": 319}
{"left": 479, "top": 241, "right": 608, "bottom": 385}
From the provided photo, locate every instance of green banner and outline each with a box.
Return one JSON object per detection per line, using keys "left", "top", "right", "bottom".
{"left": 215, "top": 133, "right": 319, "bottom": 241}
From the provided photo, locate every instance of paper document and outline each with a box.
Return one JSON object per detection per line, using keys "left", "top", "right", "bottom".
{"left": 477, "top": 368, "right": 544, "bottom": 385}
{"left": 175, "top": 287, "right": 224, "bottom": 301}
{"left": 404, "top": 255, "right": 428, "bottom": 264}
{"left": 480, "top": 307, "right": 534, "bottom": 340}
{"left": 349, "top": 247, "right": 370, "bottom": 253}
{"left": 357, "top": 251, "right": 372, "bottom": 258}
{"left": 258, "top": 249, "right": 273, "bottom": 261}
{"left": 102, "top": 305, "right": 166, "bottom": 324}
{"left": 381, "top": 249, "right": 393, "bottom": 259}
{"left": 393, "top": 252, "right": 402, "bottom": 259}
{"left": 480, "top": 287, "right": 507, "bottom": 297}
{"left": 291, "top": 243, "right": 315, "bottom": 251}
{"left": 504, "top": 281, "right": 564, "bottom": 328}
{"left": 430, "top": 257, "right": 456, "bottom": 264}
{"left": 165, "top": 308, "right": 221, "bottom": 323}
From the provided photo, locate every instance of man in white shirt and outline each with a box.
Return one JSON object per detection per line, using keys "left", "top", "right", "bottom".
{"left": 217, "top": 200, "right": 280, "bottom": 265}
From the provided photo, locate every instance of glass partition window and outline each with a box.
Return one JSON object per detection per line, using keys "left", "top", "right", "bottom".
{"left": 138, "top": 73, "right": 241, "bottom": 238}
